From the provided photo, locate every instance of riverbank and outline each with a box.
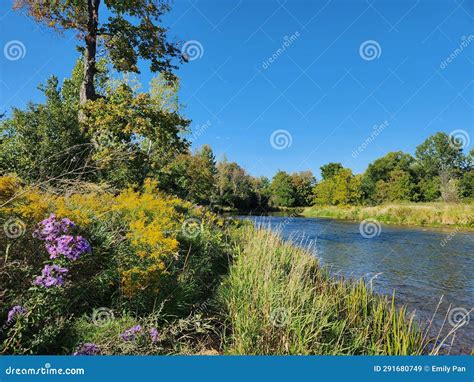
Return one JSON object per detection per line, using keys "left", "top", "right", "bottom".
{"left": 0, "top": 178, "right": 452, "bottom": 355}
{"left": 302, "top": 202, "right": 474, "bottom": 228}
{"left": 219, "top": 226, "right": 434, "bottom": 355}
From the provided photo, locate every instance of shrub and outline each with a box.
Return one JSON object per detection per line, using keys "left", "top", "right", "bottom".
{"left": 0, "top": 175, "right": 234, "bottom": 354}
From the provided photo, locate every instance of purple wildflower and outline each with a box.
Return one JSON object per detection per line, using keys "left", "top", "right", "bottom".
{"left": 120, "top": 325, "right": 142, "bottom": 341}
{"left": 73, "top": 343, "right": 100, "bottom": 356}
{"left": 7, "top": 305, "right": 26, "bottom": 323}
{"left": 149, "top": 327, "right": 159, "bottom": 343}
{"left": 33, "top": 214, "right": 75, "bottom": 241}
{"left": 33, "top": 264, "right": 69, "bottom": 288}
{"left": 51, "top": 235, "right": 91, "bottom": 261}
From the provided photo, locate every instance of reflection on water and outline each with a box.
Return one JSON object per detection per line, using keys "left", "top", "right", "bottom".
{"left": 241, "top": 215, "right": 474, "bottom": 354}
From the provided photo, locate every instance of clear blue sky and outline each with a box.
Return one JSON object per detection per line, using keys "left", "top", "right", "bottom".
{"left": 1, "top": 0, "right": 473, "bottom": 178}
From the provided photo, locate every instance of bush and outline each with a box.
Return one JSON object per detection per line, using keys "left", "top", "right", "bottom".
{"left": 0, "top": 176, "right": 234, "bottom": 354}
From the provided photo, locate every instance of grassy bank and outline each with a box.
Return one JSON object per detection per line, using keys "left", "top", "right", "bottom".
{"left": 1, "top": 177, "right": 451, "bottom": 355}
{"left": 218, "top": 227, "right": 432, "bottom": 355}
{"left": 302, "top": 202, "right": 474, "bottom": 228}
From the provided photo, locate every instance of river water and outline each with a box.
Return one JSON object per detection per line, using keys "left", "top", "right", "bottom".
{"left": 241, "top": 215, "right": 473, "bottom": 354}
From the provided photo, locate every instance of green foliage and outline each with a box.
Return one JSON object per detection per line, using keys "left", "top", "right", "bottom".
{"left": 267, "top": 171, "right": 315, "bottom": 208}
{"left": 374, "top": 169, "right": 416, "bottom": 203}
{"left": 159, "top": 145, "right": 217, "bottom": 205}
{"left": 459, "top": 170, "right": 474, "bottom": 199}
{"left": 320, "top": 162, "right": 343, "bottom": 180}
{"left": 14, "top": 0, "right": 183, "bottom": 79}
{"left": 0, "top": 66, "right": 190, "bottom": 190}
{"left": 362, "top": 151, "right": 416, "bottom": 203}
{"left": 215, "top": 159, "right": 257, "bottom": 210}
{"left": 313, "top": 167, "right": 362, "bottom": 205}
{"left": 290, "top": 171, "right": 315, "bottom": 206}
{"left": 0, "top": 74, "right": 86, "bottom": 182}
{"left": 415, "top": 132, "right": 467, "bottom": 178}
{"left": 270, "top": 171, "right": 296, "bottom": 207}
{"left": 82, "top": 74, "right": 190, "bottom": 188}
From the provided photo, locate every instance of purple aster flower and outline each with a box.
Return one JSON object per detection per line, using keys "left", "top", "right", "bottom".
{"left": 7, "top": 305, "right": 26, "bottom": 323}
{"left": 120, "top": 325, "right": 142, "bottom": 341}
{"left": 33, "top": 214, "right": 76, "bottom": 241}
{"left": 33, "top": 264, "right": 69, "bottom": 288}
{"left": 45, "top": 241, "right": 60, "bottom": 259}
{"left": 149, "top": 327, "right": 159, "bottom": 343}
{"left": 73, "top": 343, "right": 100, "bottom": 355}
{"left": 46, "top": 235, "right": 91, "bottom": 261}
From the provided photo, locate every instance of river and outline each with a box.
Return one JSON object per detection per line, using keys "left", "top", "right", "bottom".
{"left": 241, "top": 215, "right": 474, "bottom": 354}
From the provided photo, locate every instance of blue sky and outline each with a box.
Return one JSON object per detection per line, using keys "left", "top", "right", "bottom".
{"left": 0, "top": 0, "right": 473, "bottom": 178}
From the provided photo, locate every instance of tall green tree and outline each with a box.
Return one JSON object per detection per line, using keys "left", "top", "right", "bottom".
{"left": 270, "top": 171, "right": 295, "bottom": 207}
{"left": 291, "top": 171, "right": 315, "bottom": 206}
{"left": 215, "top": 159, "right": 255, "bottom": 210}
{"left": 313, "top": 167, "right": 362, "bottom": 205}
{"left": 361, "top": 151, "right": 416, "bottom": 203}
{"left": 14, "top": 0, "right": 183, "bottom": 109}
{"left": 415, "top": 132, "right": 467, "bottom": 178}
{"left": 415, "top": 132, "right": 468, "bottom": 201}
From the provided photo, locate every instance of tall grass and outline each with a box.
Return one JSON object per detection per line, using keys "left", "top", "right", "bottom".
{"left": 219, "top": 227, "right": 427, "bottom": 355}
{"left": 302, "top": 202, "right": 474, "bottom": 228}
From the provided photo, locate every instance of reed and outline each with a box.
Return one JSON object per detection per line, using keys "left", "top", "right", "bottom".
{"left": 219, "top": 226, "right": 429, "bottom": 355}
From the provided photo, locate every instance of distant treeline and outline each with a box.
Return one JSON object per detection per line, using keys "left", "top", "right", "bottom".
{"left": 157, "top": 131, "right": 473, "bottom": 211}
{"left": 0, "top": 61, "right": 472, "bottom": 211}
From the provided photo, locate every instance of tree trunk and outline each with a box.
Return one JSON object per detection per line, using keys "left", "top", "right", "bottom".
{"left": 79, "top": 0, "right": 100, "bottom": 124}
